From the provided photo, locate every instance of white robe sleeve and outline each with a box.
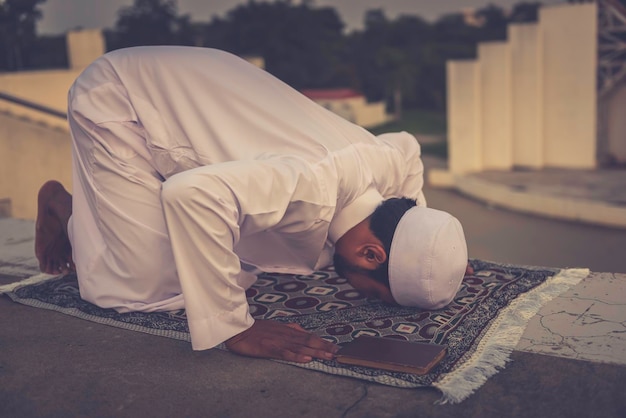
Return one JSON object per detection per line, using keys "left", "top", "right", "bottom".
{"left": 368, "top": 132, "right": 427, "bottom": 206}
{"left": 160, "top": 155, "right": 328, "bottom": 350}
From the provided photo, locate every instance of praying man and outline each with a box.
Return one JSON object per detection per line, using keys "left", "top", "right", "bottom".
{"left": 35, "top": 46, "right": 470, "bottom": 363}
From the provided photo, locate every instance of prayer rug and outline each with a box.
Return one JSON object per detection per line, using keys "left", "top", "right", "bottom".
{"left": 1, "top": 260, "right": 588, "bottom": 404}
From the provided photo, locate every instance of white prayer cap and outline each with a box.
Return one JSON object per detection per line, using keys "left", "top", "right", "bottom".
{"left": 388, "top": 207, "right": 467, "bottom": 309}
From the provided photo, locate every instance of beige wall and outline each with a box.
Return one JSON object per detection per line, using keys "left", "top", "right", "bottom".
{"left": 0, "top": 69, "right": 80, "bottom": 111}
{"left": 540, "top": 3, "right": 598, "bottom": 168}
{"left": 0, "top": 112, "right": 72, "bottom": 220}
{"left": 0, "top": 69, "right": 81, "bottom": 129}
{"left": 243, "top": 56, "right": 265, "bottom": 69}
{"left": 67, "top": 29, "right": 106, "bottom": 70}
{"left": 0, "top": 30, "right": 90, "bottom": 219}
{"left": 0, "top": 30, "right": 104, "bottom": 129}
{"left": 315, "top": 96, "right": 389, "bottom": 128}
{"left": 478, "top": 42, "right": 513, "bottom": 170}
{"left": 447, "top": 60, "right": 482, "bottom": 174}
{"left": 509, "top": 23, "right": 543, "bottom": 168}
{"left": 444, "top": 2, "right": 599, "bottom": 178}
{"left": 354, "top": 101, "right": 390, "bottom": 128}
{"left": 318, "top": 97, "right": 357, "bottom": 123}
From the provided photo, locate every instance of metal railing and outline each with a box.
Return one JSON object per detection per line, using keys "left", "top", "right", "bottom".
{"left": 0, "top": 91, "right": 67, "bottom": 119}
{"left": 598, "top": 0, "right": 626, "bottom": 97}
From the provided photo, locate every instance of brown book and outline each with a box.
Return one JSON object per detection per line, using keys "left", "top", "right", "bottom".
{"left": 336, "top": 336, "right": 447, "bottom": 375}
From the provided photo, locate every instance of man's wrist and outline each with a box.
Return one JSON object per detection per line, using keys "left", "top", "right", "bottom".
{"left": 225, "top": 320, "right": 254, "bottom": 347}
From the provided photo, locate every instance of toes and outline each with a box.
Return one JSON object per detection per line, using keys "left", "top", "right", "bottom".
{"left": 38, "top": 258, "right": 47, "bottom": 273}
{"left": 46, "top": 259, "right": 57, "bottom": 275}
{"left": 65, "top": 258, "right": 75, "bottom": 272}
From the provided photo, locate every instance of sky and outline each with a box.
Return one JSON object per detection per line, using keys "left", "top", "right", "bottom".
{"left": 37, "top": 0, "right": 566, "bottom": 35}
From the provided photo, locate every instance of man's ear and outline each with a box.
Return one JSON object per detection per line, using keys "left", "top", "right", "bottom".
{"left": 356, "top": 243, "right": 387, "bottom": 270}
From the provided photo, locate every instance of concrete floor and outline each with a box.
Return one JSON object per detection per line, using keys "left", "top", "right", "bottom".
{"left": 1, "top": 298, "right": 624, "bottom": 418}
{"left": 2, "top": 177, "right": 626, "bottom": 417}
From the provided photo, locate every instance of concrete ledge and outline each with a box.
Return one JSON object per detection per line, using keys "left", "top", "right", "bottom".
{"left": 428, "top": 169, "right": 626, "bottom": 229}
{"left": 0, "top": 198, "right": 10, "bottom": 218}
{"left": 454, "top": 175, "right": 626, "bottom": 229}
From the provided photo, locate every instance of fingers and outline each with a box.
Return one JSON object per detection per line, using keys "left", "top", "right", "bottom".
{"left": 274, "top": 346, "right": 313, "bottom": 363}
{"left": 265, "top": 333, "right": 337, "bottom": 363}
{"left": 285, "top": 322, "right": 307, "bottom": 332}
{"left": 283, "top": 324, "right": 336, "bottom": 352}
{"left": 225, "top": 320, "right": 339, "bottom": 363}
{"left": 465, "top": 263, "right": 474, "bottom": 276}
{"left": 270, "top": 324, "right": 338, "bottom": 362}
{"left": 287, "top": 342, "right": 336, "bottom": 362}
{"left": 300, "top": 331, "right": 339, "bottom": 355}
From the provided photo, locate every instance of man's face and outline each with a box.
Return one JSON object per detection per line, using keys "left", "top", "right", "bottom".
{"left": 333, "top": 222, "right": 396, "bottom": 304}
{"left": 342, "top": 270, "right": 397, "bottom": 305}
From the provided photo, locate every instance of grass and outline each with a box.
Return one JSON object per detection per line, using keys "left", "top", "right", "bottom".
{"left": 419, "top": 141, "right": 448, "bottom": 159}
{"left": 368, "top": 108, "right": 448, "bottom": 158}
{"left": 368, "top": 108, "right": 447, "bottom": 136}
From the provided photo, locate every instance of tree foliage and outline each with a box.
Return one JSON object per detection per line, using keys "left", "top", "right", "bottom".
{"left": 8, "top": 0, "right": 547, "bottom": 111}
{"left": 0, "top": 0, "right": 47, "bottom": 70}
{"left": 202, "top": 1, "right": 347, "bottom": 89}
{"left": 106, "top": 0, "right": 194, "bottom": 50}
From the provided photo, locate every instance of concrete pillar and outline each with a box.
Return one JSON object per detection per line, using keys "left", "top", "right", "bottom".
{"left": 66, "top": 29, "right": 105, "bottom": 70}
{"left": 447, "top": 60, "right": 482, "bottom": 174}
{"left": 509, "top": 23, "right": 543, "bottom": 169}
{"left": 539, "top": 3, "right": 598, "bottom": 168}
{"left": 478, "top": 42, "right": 513, "bottom": 170}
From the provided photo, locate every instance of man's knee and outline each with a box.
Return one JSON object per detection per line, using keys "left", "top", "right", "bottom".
{"left": 161, "top": 170, "right": 214, "bottom": 216}
{"left": 161, "top": 168, "right": 234, "bottom": 223}
{"left": 161, "top": 171, "right": 198, "bottom": 207}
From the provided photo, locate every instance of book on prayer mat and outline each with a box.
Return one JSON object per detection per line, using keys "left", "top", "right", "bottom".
{"left": 336, "top": 335, "right": 447, "bottom": 375}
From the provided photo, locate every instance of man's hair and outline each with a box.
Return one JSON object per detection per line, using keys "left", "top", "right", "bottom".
{"left": 333, "top": 197, "right": 417, "bottom": 287}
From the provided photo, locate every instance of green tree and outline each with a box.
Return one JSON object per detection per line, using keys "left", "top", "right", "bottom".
{"left": 509, "top": 2, "right": 542, "bottom": 23}
{"left": 27, "top": 33, "right": 67, "bottom": 69}
{"left": 202, "top": 0, "right": 347, "bottom": 89}
{"left": 350, "top": 9, "right": 458, "bottom": 111}
{"left": 0, "top": 0, "right": 47, "bottom": 71}
{"left": 377, "top": 47, "right": 415, "bottom": 119}
{"left": 475, "top": 4, "right": 509, "bottom": 41}
{"left": 74, "top": 0, "right": 558, "bottom": 115}
{"left": 107, "top": 0, "right": 193, "bottom": 50}
{"left": 350, "top": 12, "right": 415, "bottom": 100}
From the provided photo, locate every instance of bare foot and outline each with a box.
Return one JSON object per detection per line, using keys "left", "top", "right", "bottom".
{"left": 35, "top": 180, "right": 75, "bottom": 274}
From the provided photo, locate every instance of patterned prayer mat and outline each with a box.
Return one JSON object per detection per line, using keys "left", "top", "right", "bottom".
{"left": 2, "top": 259, "right": 589, "bottom": 403}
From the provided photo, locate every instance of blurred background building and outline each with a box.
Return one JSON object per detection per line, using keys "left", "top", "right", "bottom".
{"left": 0, "top": 0, "right": 622, "bottom": 220}
{"left": 431, "top": 1, "right": 626, "bottom": 186}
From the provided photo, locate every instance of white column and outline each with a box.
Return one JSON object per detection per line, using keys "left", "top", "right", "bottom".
{"left": 447, "top": 60, "right": 482, "bottom": 174}
{"left": 540, "top": 3, "right": 598, "bottom": 168}
{"left": 67, "top": 29, "right": 106, "bottom": 70}
{"left": 509, "top": 23, "right": 543, "bottom": 168}
{"left": 478, "top": 42, "right": 513, "bottom": 170}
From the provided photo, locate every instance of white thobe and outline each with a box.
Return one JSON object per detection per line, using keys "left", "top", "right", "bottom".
{"left": 67, "top": 46, "right": 426, "bottom": 350}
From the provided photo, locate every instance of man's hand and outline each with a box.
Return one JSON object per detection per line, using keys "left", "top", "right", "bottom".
{"left": 225, "top": 320, "right": 339, "bottom": 363}
{"left": 465, "top": 263, "right": 474, "bottom": 276}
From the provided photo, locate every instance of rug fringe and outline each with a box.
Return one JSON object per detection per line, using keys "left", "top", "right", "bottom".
{"left": 0, "top": 273, "right": 59, "bottom": 294}
{"left": 433, "top": 267, "right": 590, "bottom": 404}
